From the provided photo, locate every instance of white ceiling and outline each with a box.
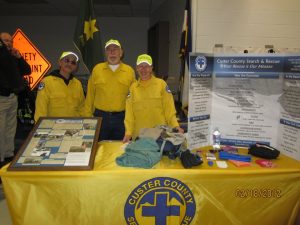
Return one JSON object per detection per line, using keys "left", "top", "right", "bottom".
{"left": 0, "top": 0, "right": 167, "bottom": 17}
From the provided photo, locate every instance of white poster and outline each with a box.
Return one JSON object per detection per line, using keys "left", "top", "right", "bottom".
{"left": 188, "top": 53, "right": 300, "bottom": 161}
{"left": 211, "top": 54, "right": 283, "bottom": 147}
{"left": 188, "top": 54, "right": 213, "bottom": 149}
{"left": 277, "top": 55, "right": 300, "bottom": 161}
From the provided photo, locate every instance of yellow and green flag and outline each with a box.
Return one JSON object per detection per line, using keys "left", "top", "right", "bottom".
{"left": 73, "top": 0, "right": 104, "bottom": 72}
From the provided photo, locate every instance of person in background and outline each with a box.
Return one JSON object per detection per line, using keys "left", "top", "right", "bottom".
{"left": 34, "top": 51, "right": 85, "bottom": 122}
{"left": 84, "top": 39, "right": 135, "bottom": 141}
{"left": 123, "top": 54, "right": 184, "bottom": 142}
{"left": 0, "top": 32, "right": 31, "bottom": 162}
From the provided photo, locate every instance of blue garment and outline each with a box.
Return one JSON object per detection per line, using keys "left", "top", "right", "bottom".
{"left": 94, "top": 109, "right": 125, "bottom": 141}
{"left": 116, "top": 138, "right": 162, "bottom": 169}
{"left": 156, "top": 137, "right": 182, "bottom": 159}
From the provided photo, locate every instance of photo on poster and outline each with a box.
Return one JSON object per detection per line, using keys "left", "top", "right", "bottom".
{"left": 83, "top": 123, "right": 96, "bottom": 130}
{"left": 31, "top": 147, "right": 51, "bottom": 157}
{"left": 65, "top": 129, "right": 80, "bottom": 137}
{"left": 69, "top": 146, "right": 86, "bottom": 152}
{"left": 23, "top": 157, "right": 42, "bottom": 165}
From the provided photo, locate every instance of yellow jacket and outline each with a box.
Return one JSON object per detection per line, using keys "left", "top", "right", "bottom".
{"left": 34, "top": 72, "right": 85, "bottom": 122}
{"left": 83, "top": 62, "right": 135, "bottom": 116}
{"left": 125, "top": 75, "right": 179, "bottom": 139}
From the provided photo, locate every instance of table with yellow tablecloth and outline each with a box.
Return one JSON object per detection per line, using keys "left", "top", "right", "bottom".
{"left": 0, "top": 141, "right": 300, "bottom": 225}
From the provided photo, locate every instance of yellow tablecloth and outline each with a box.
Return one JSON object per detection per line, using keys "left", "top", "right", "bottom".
{"left": 1, "top": 141, "right": 300, "bottom": 225}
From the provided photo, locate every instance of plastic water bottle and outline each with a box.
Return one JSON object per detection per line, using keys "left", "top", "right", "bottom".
{"left": 212, "top": 127, "right": 221, "bottom": 150}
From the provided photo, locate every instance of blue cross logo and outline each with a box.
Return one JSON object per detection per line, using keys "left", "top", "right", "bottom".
{"left": 197, "top": 58, "right": 205, "bottom": 68}
{"left": 124, "top": 177, "right": 196, "bottom": 225}
{"left": 142, "top": 192, "right": 180, "bottom": 225}
{"left": 195, "top": 55, "right": 207, "bottom": 72}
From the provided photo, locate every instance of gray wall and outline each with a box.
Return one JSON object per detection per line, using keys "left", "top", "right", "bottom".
{"left": 151, "top": 0, "right": 186, "bottom": 93}
{"left": 192, "top": 0, "right": 300, "bottom": 53}
{"left": 0, "top": 16, "right": 149, "bottom": 75}
{"left": 2, "top": 0, "right": 300, "bottom": 93}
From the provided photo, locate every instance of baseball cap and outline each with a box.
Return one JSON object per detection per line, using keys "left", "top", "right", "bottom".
{"left": 59, "top": 51, "right": 79, "bottom": 62}
{"left": 136, "top": 54, "right": 152, "bottom": 66}
{"left": 105, "top": 39, "right": 121, "bottom": 49}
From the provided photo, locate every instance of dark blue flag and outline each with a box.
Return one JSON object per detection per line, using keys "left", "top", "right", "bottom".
{"left": 73, "top": 0, "right": 104, "bottom": 72}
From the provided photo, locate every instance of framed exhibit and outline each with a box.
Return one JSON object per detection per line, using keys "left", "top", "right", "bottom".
{"left": 8, "top": 117, "right": 102, "bottom": 171}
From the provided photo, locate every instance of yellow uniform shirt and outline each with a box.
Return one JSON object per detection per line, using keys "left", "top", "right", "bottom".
{"left": 83, "top": 62, "right": 135, "bottom": 116}
{"left": 125, "top": 75, "right": 179, "bottom": 139}
{"left": 34, "top": 74, "right": 85, "bottom": 122}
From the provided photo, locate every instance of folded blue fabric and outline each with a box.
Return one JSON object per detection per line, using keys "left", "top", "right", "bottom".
{"left": 156, "top": 137, "right": 182, "bottom": 159}
{"left": 218, "top": 151, "right": 252, "bottom": 162}
{"left": 116, "top": 138, "right": 161, "bottom": 168}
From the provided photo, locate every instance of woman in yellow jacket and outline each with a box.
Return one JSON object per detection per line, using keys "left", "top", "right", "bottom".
{"left": 123, "top": 54, "right": 184, "bottom": 142}
{"left": 34, "top": 51, "right": 85, "bottom": 122}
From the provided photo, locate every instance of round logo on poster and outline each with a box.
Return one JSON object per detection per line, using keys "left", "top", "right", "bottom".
{"left": 195, "top": 55, "right": 207, "bottom": 72}
{"left": 124, "top": 177, "right": 196, "bottom": 225}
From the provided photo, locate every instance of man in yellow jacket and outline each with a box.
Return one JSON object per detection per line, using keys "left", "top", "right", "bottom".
{"left": 123, "top": 54, "right": 184, "bottom": 142}
{"left": 83, "top": 39, "right": 135, "bottom": 140}
{"left": 34, "top": 51, "right": 85, "bottom": 122}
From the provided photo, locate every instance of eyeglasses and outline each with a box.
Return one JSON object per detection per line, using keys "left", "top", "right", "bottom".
{"left": 63, "top": 58, "right": 77, "bottom": 65}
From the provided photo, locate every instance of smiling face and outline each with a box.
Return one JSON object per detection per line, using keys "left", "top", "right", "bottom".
{"left": 59, "top": 55, "right": 78, "bottom": 76}
{"left": 105, "top": 44, "right": 123, "bottom": 65}
{"left": 136, "top": 63, "right": 153, "bottom": 81}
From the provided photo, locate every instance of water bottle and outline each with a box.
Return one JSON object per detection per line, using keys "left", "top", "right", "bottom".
{"left": 212, "top": 127, "right": 221, "bottom": 150}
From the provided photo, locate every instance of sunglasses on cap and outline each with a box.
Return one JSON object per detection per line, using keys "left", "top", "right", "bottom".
{"left": 63, "top": 58, "right": 77, "bottom": 65}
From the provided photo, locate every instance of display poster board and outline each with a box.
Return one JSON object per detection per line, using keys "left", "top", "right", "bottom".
{"left": 188, "top": 53, "right": 300, "bottom": 161}
{"left": 8, "top": 117, "right": 102, "bottom": 171}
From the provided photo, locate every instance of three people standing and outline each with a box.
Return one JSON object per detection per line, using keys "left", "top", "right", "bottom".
{"left": 33, "top": 40, "right": 182, "bottom": 142}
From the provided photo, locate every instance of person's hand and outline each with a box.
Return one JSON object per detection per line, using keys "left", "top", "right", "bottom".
{"left": 122, "top": 134, "right": 132, "bottom": 143}
{"left": 11, "top": 48, "right": 21, "bottom": 58}
{"left": 175, "top": 126, "right": 184, "bottom": 134}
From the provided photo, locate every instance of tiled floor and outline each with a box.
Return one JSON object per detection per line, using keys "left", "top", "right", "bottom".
{"left": 0, "top": 184, "right": 13, "bottom": 225}
{"left": 0, "top": 182, "right": 5, "bottom": 200}
{"left": 0, "top": 122, "right": 32, "bottom": 225}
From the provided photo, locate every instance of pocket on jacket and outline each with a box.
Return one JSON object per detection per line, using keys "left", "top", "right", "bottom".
{"left": 49, "top": 93, "right": 67, "bottom": 108}
{"left": 133, "top": 97, "right": 162, "bottom": 112}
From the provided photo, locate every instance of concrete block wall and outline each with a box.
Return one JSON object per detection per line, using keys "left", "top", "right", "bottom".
{"left": 192, "top": 0, "right": 300, "bottom": 52}
{"left": 150, "top": 0, "right": 300, "bottom": 94}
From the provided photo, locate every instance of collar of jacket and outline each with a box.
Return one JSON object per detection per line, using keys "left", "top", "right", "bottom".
{"left": 47, "top": 69, "right": 74, "bottom": 85}
{"left": 103, "top": 61, "right": 126, "bottom": 72}
{"left": 137, "top": 74, "right": 155, "bottom": 87}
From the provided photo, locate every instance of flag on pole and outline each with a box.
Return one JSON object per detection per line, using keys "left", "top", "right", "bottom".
{"left": 73, "top": 0, "right": 104, "bottom": 72}
{"left": 179, "top": 0, "right": 192, "bottom": 116}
